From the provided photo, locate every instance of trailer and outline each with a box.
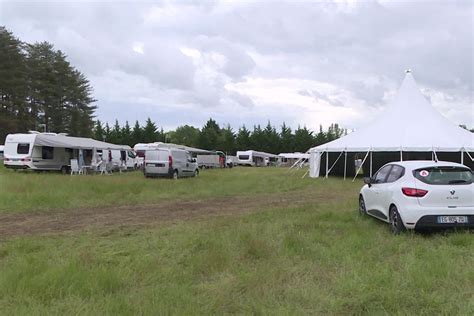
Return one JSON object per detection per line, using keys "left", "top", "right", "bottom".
{"left": 3, "top": 132, "right": 131, "bottom": 172}
{"left": 236, "top": 150, "right": 279, "bottom": 167}
{"left": 278, "top": 152, "right": 310, "bottom": 167}
{"left": 196, "top": 154, "right": 221, "bottom": 168}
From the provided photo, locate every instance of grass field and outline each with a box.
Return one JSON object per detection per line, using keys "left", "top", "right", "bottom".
{"left": 0, "top": 164, "right": 473, "bottom": 315}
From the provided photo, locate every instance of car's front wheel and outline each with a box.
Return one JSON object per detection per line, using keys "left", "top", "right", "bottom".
{"left": 359, "top": 195, "right": 367, "bottom": 216}
{"left": 389, "top": 205, "right": 406, "bottom": 234}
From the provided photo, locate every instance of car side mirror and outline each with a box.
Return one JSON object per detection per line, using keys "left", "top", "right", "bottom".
{"left": 363, "top": 177, "right": 372, "bottom": 187}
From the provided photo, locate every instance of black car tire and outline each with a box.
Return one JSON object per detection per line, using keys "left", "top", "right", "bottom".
{"left": 389, "top": 205, "right": 406, "bottom": 234}
{"left": 359, "top": 195, "right": 367, "bottom": 216}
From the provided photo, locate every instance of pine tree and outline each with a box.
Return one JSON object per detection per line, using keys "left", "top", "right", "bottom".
{"left": 131, "top": 120, "right": 142, "bottom": 145}
{"left": 142, "top": 117, "right": 158, "bottom": 143}
{"left": 198, "top": 118, "right": 220, "bottom": 150}
{"left": 219, "top": 124, "right": 236, "bottom": 154}
{"left": 121, "top": 121, "right": 132, "bottom": 146}
{"left": 280, "top": 122, "right": 294, "bottom": 153}
{"left": 0, "top": 27, "right": 29, "bottom": 140}
{"left": 104, "top": 122, "right": 111, "bottom": 142}
{"left": 294, "top": 125, "right": 314, "bottom": 152}
{"left": 235, "top": 125, "right": 251, "bottom": 151}
{"left": 262, "top": 121, "right": 279, "bottom": 153}
{"left": 94, "top": 120, "right": 105, "bottom": 141}
{"left": 250, "top": 125, "right": 265, "bottom": 151}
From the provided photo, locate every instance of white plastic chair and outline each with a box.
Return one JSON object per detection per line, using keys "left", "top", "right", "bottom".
{"left": 99, "top": 161, "right": 108, "bottom": 175}
{"left": 70, "top": 159, "right": 83, "bottom": 175}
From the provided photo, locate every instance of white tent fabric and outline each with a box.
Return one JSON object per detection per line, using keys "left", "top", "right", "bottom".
{"left": 34, "top": 133, "right": 131, "bottom": 151}
{"left": 309, "top": 73, "right": 474, "bottom": 153}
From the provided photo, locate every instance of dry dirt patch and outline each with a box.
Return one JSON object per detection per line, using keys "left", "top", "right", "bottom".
{"left": 0, "top": 191, "right": 335, "bottom": 238}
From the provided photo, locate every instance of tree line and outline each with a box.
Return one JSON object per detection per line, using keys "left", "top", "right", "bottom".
{"left": 93, "top": 118, "right": 347, "bottom": 155}
{"left": 0, "top": 26, "right": 96, "bottom": 141}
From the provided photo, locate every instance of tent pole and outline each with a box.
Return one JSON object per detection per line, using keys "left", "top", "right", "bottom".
{"left": 461, "top": 148, "right": 464, "bottom": 165}
{"left": 344, "top": 151, "right": 347, "bottom": 181}
{"left": 400, "top": 149, "right": 403, "bottom": 161}
{"left": 325, "top": 151, "right": 329, "bottom": 178}
{"left": 369, "top": 151, "right": 373, "bottom": 178}
{"left": 352, "top": 150, "right": 370, "bottom": 182}
{"left": 465, "top": 150, "right": 474, "bottom": 162}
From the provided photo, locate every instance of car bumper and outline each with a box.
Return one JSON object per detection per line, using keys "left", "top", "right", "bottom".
{"left": 400, "top": 206, "right": 474, "bottom": 230}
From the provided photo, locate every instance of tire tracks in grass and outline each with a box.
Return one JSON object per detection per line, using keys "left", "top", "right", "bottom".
{"left": 0, "top": 190, "right": 346, "bottom": 238}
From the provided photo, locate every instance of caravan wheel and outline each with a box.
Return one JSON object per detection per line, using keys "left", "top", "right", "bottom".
{"left": 60, "top": 166, "right": 69, "bottom": 174}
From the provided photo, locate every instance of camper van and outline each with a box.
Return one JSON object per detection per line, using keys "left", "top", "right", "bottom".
{"left": 110, "top": 149, "right": 138, "bottom": 170}
{"left": 144, "top": 148, "right": 198, "bottom": 179}
{"left": 3, "top": 132, "right": 131, "bottom": 172}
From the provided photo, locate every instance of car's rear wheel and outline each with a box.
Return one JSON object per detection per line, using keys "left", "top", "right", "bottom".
{"left": 359, "top": 195, "right": 367, "bottom": 216}
{"left": 389, "top": 205, "right": 406, "bottom": 234}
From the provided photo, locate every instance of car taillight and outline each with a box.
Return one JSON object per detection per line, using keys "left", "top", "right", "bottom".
{"left": 402, "top": 187, "right": 428, "bottom": 197}
{"left": 21, "top": 157, "right": 31, "bottom": 162}
{"left": 4, "top": 158, "right": 9, "bottom": 161}
{"left": 168, "top": 155, "right": 173, "bottom": 168}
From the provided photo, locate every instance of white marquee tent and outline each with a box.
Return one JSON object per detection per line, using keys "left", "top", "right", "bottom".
{"left": 308, "top": 71, "right": 474, "bottom": 179}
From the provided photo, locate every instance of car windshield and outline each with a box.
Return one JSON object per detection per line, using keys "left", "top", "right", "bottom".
{"left": 413, "top": 166, "right": 473, "bottom": 185}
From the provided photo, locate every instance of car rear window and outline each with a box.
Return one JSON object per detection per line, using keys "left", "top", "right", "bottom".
{"left": 414, "top": 167, "right": 473, "bottom": 185}
{"left": 17, "top": 143, "right": 30, "bottom": 154}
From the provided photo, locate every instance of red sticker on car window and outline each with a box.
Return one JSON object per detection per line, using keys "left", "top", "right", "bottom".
{"left": 419, "top": 170, "right": 429, "bottom": 177}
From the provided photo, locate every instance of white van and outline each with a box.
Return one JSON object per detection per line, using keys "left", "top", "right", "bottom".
{"left": 110, "top": 149, "right": 138, "bottom": 170}
{"left": 144, "top": 148, "right": 198, "bottom": 179}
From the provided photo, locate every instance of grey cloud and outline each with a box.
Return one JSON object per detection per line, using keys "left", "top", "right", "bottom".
{"left": 1, "top": 0, "right": 472, "bottom": 129}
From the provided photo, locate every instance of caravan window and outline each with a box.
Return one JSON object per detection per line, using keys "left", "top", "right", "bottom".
{"left": 239, "top": 155, "right": 250, "bottom": 160}
{"left": 42, "top": 146, "right": 54, "bottom": 159}
{"left": 17, "top": 143, "right": 30, "bottom": 154}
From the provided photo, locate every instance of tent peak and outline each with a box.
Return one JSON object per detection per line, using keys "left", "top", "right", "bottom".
{"left": 405, "top": 68, "right": 412, "bottom": 74}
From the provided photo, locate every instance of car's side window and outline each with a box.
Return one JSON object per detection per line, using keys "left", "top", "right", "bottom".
{"left": 386, "top": 165, "right": 405, "bottom": 183}
{"left": 373, "top": 165, "right": 392, "bottom": 184}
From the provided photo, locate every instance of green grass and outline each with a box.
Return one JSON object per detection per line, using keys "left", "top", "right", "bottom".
{"left": 0, "top": 164, "right": 354, "bottom": 214}
{"left": 0, "top": 164, "right": 473, "bottom": 314}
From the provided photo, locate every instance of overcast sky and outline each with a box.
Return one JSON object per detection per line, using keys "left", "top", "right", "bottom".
{"left": 1, "top": 0, "right": 473, "bottom": 131}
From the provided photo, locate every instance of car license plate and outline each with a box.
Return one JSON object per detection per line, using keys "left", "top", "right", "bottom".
{"left": 437, "top": 216, "right": 468, "bottom": 224}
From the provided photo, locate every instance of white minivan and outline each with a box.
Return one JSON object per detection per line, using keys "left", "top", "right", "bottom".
{"left": 144, "top": 148, "right": 198, "bottom": 179}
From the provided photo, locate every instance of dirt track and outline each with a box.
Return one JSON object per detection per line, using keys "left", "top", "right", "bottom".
{"left": 0, "top": 191, "right": 332, "bottom": 238}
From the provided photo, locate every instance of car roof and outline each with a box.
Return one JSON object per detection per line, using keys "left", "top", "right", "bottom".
{"left": 384, "top": 160, "right": 470, "bottom": 171}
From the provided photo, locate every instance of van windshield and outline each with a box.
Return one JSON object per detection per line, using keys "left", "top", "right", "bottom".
{"left": 414, "top": 167, "right": 473, "bottom": 185}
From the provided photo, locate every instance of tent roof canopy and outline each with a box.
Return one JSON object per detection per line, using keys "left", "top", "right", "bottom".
{"left": 309, "top": 72, "right": 473, "bottom": 153}
{"left": 33, "top": 133, "right": 131, "bottom": 150}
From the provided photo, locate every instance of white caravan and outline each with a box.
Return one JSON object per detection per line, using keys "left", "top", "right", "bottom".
{"left": 236, "top": 150, "right": 279, "bottom": 167}
{"left": 278, "top": 152, "right": 310, "bottom": 167}
{"left": 3, "top": 132, "right": 131, "bottom": 172}
{"left": 144, "top": 148, "right": 198, "bottom": 179}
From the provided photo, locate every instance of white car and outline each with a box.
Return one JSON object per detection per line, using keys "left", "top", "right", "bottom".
{"left": 359, "top": 160, "right": 474, "bottom": 233}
